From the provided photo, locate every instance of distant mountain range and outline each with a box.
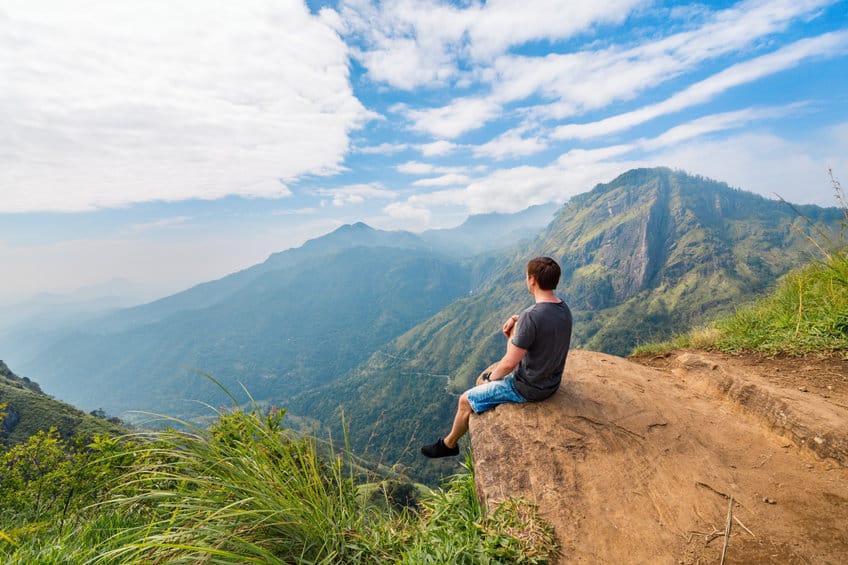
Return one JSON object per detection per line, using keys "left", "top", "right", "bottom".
{"left": 2, "top": 167, "right": 842, "bottom": 482}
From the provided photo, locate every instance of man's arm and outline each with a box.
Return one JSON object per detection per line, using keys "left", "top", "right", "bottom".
{"left": 502, "top": 314, "right": 519, "bottom": 337}
{"left": 487, "top": 339, "right": 527, "bottom": 381}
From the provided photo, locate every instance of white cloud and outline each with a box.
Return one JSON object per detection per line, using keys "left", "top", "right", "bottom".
{"left": 406, "top": 97, "right": 501, "bottom": 138}
{"left": 418, "top": 140, "right": 459, "bottom": 157}
{"left": 338, "top": 0, "right": 646, "bottom": 89}
{"left": 412, "top": 174, "right": 472, "bottom": 187}
{"left": 383, "top": 144, "right": 641, "bottom": 219}
{"left": 397, "top": 161, "right": 437, "bottom": 175}
{"left": 639, "top": 105, "right": 804, "bottom": 150}
{"left": 465, "top": 0, "right": 643, "bottom": 60}
{"left": 491, "top": 0, "right": 839, "bottom": 125}
{"left": 552, "top": 31, "right": 848, "bottom": 140}
{"left": 357, "top": 142, "right": 410, "bottom": 155}
{"left": 337, "top": 0, "right": 470, "bottom": 90}
{"left": 378, "top": 115, "right": 848, "bottom": 222}
{"left": 0, "top": 0, "right": 369, "bottom": 213}
{"left": 313, "top": 183, "right": 396, "bottom": 207}
{"left": 473, "top": 127, "right": 549, "bottom": 160}
{"left": 383, "top": 200, "right": 432, "bottom": 226}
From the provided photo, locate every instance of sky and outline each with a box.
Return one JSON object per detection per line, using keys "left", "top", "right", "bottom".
{"left": 1, "top": 0, "right": 847, "bottom": 304}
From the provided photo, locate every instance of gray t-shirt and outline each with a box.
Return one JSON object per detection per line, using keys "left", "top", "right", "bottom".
{"left": 511, "top": 300, "right": 573, "bottom": 401}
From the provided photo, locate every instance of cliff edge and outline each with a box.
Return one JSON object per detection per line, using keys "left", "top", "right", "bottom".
{"left": 469, "top": 350, "right": 848, "bottom": 564}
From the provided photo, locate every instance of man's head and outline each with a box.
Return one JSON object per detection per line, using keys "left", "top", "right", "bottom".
{"left": 526, "top": 256, "right": 561, "bottom": 290}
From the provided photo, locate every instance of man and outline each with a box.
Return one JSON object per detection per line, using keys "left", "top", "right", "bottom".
{"left": 421, "top": 256, "right": 573, "bottom": 458}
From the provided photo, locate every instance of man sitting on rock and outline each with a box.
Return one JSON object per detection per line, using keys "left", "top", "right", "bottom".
{"left": 421, "top": 256, "right": 573, "bottom": 458}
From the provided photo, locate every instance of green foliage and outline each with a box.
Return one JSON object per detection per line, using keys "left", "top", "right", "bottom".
{"left": 398, "top": 457, "right": 557, "bottom": 564}
{"left": 0, "top": 428, "right": 140, "bottom": 563}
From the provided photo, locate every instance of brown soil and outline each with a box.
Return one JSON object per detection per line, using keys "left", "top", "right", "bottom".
{"left": 469, "top": 350, "right": 848, "bottom": 564}
{"left": 634, "top": 350, "right": 848, "bottom": 411}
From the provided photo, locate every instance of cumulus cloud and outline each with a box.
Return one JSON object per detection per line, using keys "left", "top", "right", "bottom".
{"left": 0, "top": 0, "right": 370, "bottom": 213}
{"left": 383, "top": 200, "right": 432, "bottom": 226}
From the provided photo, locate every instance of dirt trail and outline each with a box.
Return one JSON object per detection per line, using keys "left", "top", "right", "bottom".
{"left": 469, "top": 350, "right": 848, "bottom": 564}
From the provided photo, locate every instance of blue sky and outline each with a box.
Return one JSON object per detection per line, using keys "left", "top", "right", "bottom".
{"left": 2, "top": 0, "right": 847, "bottom": 303}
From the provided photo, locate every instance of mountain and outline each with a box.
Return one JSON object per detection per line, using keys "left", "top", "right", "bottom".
{"left": 286, "top": 168, "right": 844, "bottom": 483}
{"left": 0, "top": 360, "right": 124, "bottom": 447}
{"left": 13, "top": 245, "right": 472, "bottom": 418}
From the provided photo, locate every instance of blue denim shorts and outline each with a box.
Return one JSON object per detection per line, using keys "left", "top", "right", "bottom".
{"left": 466, "top": 373, "right": 527, "bottom": 414}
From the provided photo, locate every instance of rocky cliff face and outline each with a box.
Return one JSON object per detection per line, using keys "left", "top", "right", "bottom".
{"left": 469, "top": 350, "right": 848, "bottom": 563}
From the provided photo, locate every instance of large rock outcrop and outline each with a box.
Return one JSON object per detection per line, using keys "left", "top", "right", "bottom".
{"left": 469, "top": 350, "right": 848, "bottom": 564}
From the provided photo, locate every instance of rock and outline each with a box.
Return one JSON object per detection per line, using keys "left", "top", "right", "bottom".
{"left": 469, "top": 350, "right": 848, "bottom": 564}
{"left": 675, "top": 353, "right": 719, "bottom": 371}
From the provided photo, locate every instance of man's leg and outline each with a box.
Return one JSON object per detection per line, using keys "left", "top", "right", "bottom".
{"left": 420, "top": 392, "right": 468, "bottom": 458}
{"left": 444, "top": 392, "right": 473, "bottom": 448}
{"left": 421, "top": 376, "right": 525, "bottom": 459}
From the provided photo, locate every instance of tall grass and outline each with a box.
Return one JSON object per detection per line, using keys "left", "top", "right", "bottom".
{"left": 634, "top": 171, "right": 848, "bottom": 357}
{"left": 83, "top": 404, "right": 556, "bottom": 564}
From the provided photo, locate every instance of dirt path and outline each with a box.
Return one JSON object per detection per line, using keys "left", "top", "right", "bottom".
{"left": 469, "top": 350, "right": 848, "bottom": 564}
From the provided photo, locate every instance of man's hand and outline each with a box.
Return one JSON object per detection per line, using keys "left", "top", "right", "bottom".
{"left": 475, "top": 362, "right": 499, "bottom": 386}
{"left": 502, "top": 314, "right": 519, "bottom": 338}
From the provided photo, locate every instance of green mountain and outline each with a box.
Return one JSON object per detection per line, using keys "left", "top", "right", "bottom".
{"left": 0, "top": 360, "right": 124, "bottom": 447}
{"left": 287, "top": 168, "right": 844, "bottom": 483}
{"left": 545, "top": 168, "right": 839, "bottom": 353}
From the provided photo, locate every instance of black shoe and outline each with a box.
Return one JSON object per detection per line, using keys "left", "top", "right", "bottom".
{"left": 421, "top": 438, "right": 459, "bottom": 458}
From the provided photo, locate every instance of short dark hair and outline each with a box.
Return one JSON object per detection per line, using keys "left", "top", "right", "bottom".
{"left": 527, "top": 257, "right": 561, "bottom": 290}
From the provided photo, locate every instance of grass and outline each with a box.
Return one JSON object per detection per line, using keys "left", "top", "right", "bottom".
{"left": 633, "top": 171, "right": 848, "bottom": 358}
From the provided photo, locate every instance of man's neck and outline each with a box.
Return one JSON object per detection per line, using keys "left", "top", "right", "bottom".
{"left": 533, "top": 289, "right": 560, "bottom": 303}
